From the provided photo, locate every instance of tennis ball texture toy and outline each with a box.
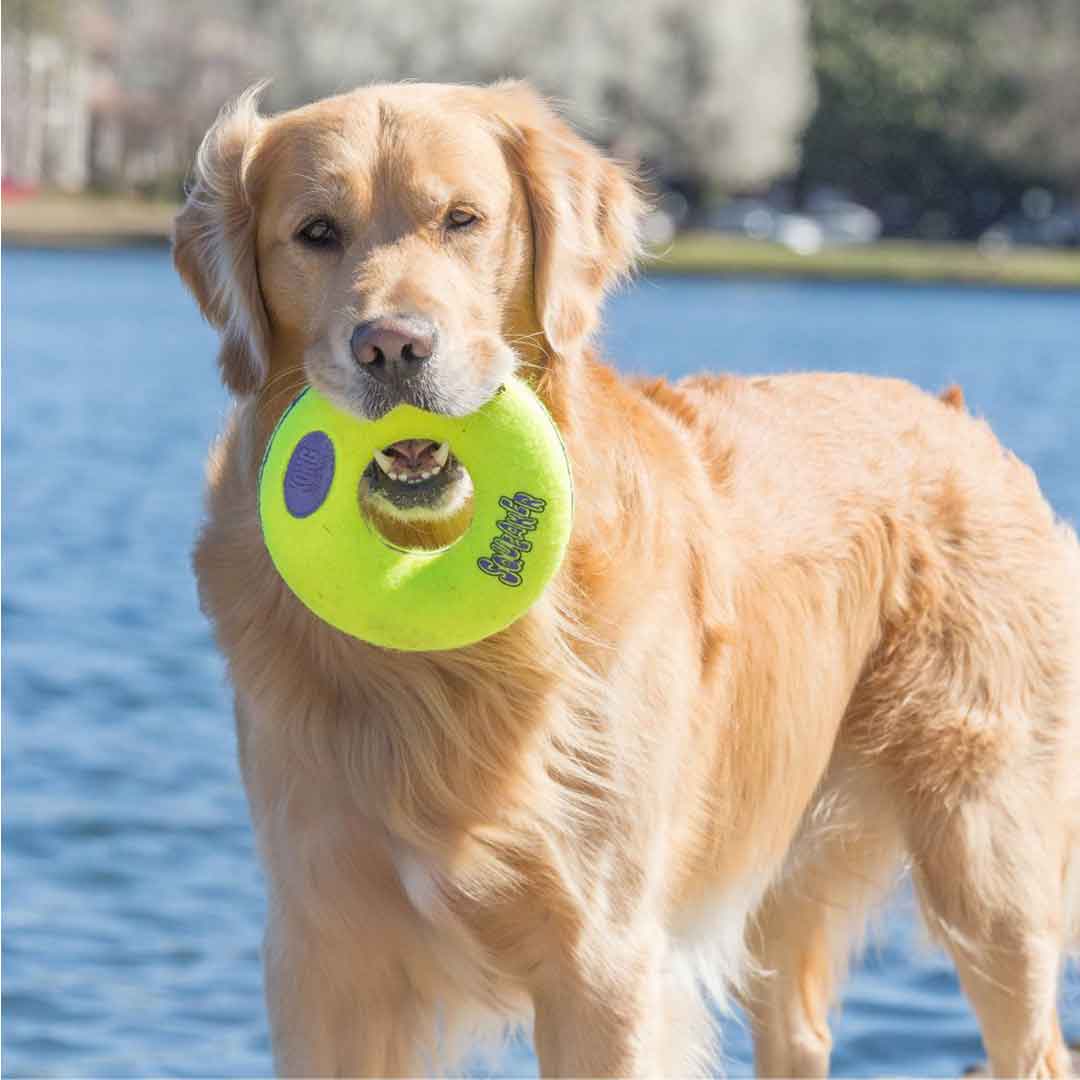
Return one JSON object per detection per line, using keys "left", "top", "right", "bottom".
{"left": 258, "top": 377, "right": 573, "bottom": 651}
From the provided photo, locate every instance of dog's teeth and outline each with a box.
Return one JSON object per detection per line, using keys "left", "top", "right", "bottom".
{"left": 430, "top": 464, "right": 442, "bottom": 476}
{"left": 433, "top": 442, "right": 450, "bottom": 468}
{"left": 374, "top": 448, "right": 396, "bottom": 475}
{"left": 420, "top": 471, "right": 431, "bottom": 480}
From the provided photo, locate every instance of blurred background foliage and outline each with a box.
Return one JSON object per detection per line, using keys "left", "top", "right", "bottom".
{"left": 2, "top": 0, "right": 1078, "bottom": 244}
{"left": 804, "top": 0, "right": 1080, "bottom": 237}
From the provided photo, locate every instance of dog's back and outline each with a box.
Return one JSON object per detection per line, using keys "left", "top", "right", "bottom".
{"left": 644, "top": 369, "right": 1080, "bottom": 1076}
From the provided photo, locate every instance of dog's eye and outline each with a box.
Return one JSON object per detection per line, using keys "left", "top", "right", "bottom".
{"left": 446, "top": 208, "right": 478, "bottom": 231}
{"left": 297, "top": 218, "right": 340, "bottom": 248}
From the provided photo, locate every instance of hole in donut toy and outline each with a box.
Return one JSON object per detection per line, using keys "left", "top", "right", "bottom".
{"left": 359, "top": 439, "right": 475, "bottom": 553}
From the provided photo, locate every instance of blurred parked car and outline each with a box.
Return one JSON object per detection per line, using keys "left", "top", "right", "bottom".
{"left": 804, "top": 190, "right": 883, "bottom": 246}
{"left": 979, "top": 207, "right": 1080, "bottom": 250}
{"left": 702, "top": 192, "right": 881, "bottom": 254}
{"left": 703, "top": 197, "right": 779, "bottom": 241}
{"left": 641, "top": 189, "right": 692, "bottom": 248}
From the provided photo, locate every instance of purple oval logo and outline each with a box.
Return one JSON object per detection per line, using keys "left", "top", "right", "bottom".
{"left": 284, "top": 431, "right": 335, "bottom": 518}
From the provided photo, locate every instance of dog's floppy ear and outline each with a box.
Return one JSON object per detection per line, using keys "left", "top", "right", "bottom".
{"left": 173, "top": 85, "right": 271, "bottom": 395}
{"left": 492, "top": 82, "right": 644, "bottom": 358}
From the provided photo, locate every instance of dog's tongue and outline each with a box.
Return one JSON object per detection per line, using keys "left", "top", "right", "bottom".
{"left": 387, "top": 439, "right": 438, "bottom": 471}
{"left": 374, "top": 438, "right": 450, "bottom": 482}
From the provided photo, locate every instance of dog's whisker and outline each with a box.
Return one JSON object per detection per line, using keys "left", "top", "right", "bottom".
{"left": 254, "top": 367, "right": 309, "bottom": 417}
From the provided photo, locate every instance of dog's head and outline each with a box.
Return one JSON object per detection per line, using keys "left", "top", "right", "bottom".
{"left": 174, "top": 81, "right": 642, "bottom": 539}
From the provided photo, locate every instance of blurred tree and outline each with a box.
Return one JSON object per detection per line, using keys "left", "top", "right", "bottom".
{"left": 801, "top": 0, "right": 1080, "bottom": 237}
{"left": 1, "top": 0, "right": 65, "bottom": 35}
{"left": 90, "top": 0, "right": 274, "bottom": 195}
{"left": 2, "top": 0, "right": 88, "bottom": 189}
{"left": 262, "top": 0, "right": 814, "bottom": 195}
{"left": 4, "top": 0, "right": 814, "bottom": 200}
{"left": 976, "top": 0, "right": 1080, "bottom": 192}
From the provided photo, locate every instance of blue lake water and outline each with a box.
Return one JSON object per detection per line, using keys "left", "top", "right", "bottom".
{"left": 3, "top": 247, "right": 1079, "bottom": 1077}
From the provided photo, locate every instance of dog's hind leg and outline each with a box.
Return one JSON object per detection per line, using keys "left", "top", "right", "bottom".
{"left": 907, "top": 781, "right": 1073, "bottom": 1078}
{"left": 744, "top": 777, "right": 903, "bottom": 1078}
{"left": 745, "top": 897, "right": 837, "bottom": 1079}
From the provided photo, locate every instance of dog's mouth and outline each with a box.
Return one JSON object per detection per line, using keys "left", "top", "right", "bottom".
{"left": 362, "top": 438, "right": 470, "bottom": 511}
{"left": 374, "top": 439, "right": 450, "bottom": 484}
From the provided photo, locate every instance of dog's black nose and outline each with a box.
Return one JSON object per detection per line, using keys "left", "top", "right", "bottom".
{"left": 350, "top": 316, "right": 436, "bottom": 382}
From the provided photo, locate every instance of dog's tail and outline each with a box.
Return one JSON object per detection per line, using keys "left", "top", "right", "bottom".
{"left": 939, "top": 384, "right": 966, "bottom": 411}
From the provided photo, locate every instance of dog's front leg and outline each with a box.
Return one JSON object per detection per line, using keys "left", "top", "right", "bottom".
{"left": 531, "top": 926, "right": 702, "bottom": 1078}
{"left": 264, "top": 914, "right": 428, "bottom": 1078}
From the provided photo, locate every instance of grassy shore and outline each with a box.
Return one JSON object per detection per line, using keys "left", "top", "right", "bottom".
{"left": 648, "top": 230, "right": 1080, "bottom": 290}
{"left": 5, "top": 193, "right": 1079, "bottom": 289}
{"left": 2, "top": 193, "right": 178, "bottom": 247}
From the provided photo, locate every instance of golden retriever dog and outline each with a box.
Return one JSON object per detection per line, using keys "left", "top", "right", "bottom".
{"left": 174, "top": 82, "right": 1080, "bottom": 1078}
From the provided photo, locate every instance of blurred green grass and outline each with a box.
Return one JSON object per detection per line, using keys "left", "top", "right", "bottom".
{"left": 4, "top": 194, "right": 1079, "bottom": 289}
{"left": 648, "top": 231, "right": 1080, "bottom": 290}
{"left": 2, "top": 193, "right": 178, "bottom": 246}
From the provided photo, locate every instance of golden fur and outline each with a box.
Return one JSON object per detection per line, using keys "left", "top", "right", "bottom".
{"left": 174, "top": 82, "right": 1080, "bottom": 1077}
